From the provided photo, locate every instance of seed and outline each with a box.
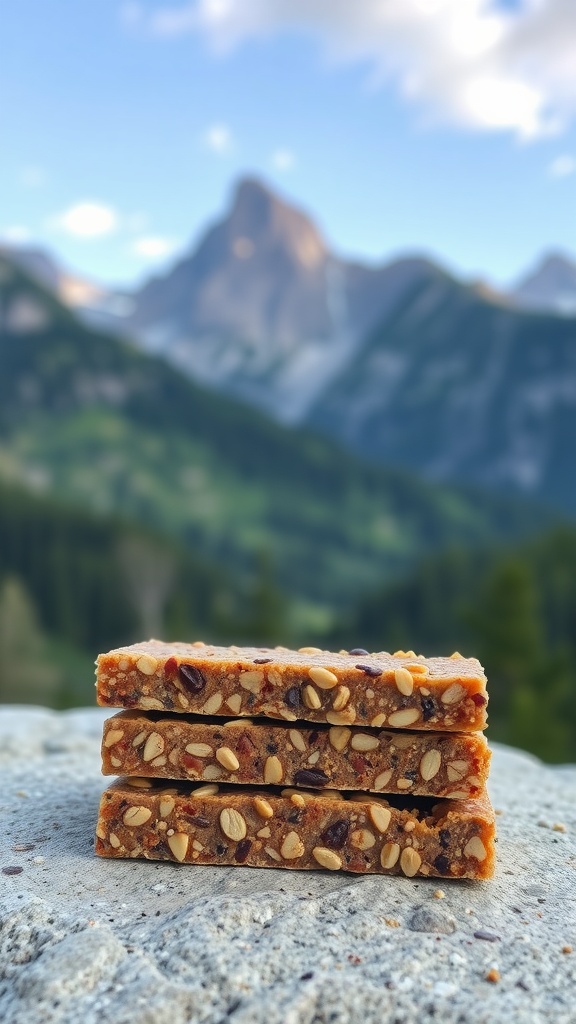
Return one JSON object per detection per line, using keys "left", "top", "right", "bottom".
{"left": 351, "top": 733, "right": 379, "bottom": 752}
{"left": 139, "top": 697, "right": 164, "bottom": 710}
{"left": 159, "top": 796, "right": 175, "bottom": 817}
{"left": 309, "top": 667, "right": 339, "bottom": 690}
{"left": 142, "top": 733, "right": 165, "bottom": 762}
{"left": 278, "top": 710, "right": 298, "bottom": 721}
{"left": 400, "top": 847, "right": 422, "bottom": 877}
{"left": 109, "top": 833, "right": 121, "bottom": 849}
{"left": 312, "top": 847, "right": 342, "bottom": 871}
{"left": 216, "top": 747, "right": 240, "bottom": 772}
{"left": 125, "top": 777, "right": 152, "bottom": 788}
{"left": 332, "top": 686, "right": 350, "bottom": 711}
{"left": 307, "top": 749, "right": 320, "bottom": 765}
{"left": 167, "top": 833, "right": 189, "bottom": 862}
{"left": 177, "top": 693, "right": 190, "bottom": 708}
{"left": 450, "top": 651, "right": 462, "bottom": 659}
{"left": 394, "top": 667, "right": 414, "bottom": 696}
{"left": 257, "top": 826, "right": 271, "bottom": 838}
{"left": 132, "top": 731, "right": 147, "bottom": 747}
{"left": 219, "top": 808, "right": 247, "bottom": 841}
{"left": 289, "top": 729, "right": 306, "bottom": 752}
{"left": 239, "top": 670, "right": 264, "bottom": 693}
{"left": 329, "top": 726, "right": 351, "bottom": 751}
{"left": 326, "top": 707, "right": 356, "bottom": 726}
{"left": 136, "top": 654, "right": 157, "bottom": 675}
{"left": 351, "top": 829, "right": 376, "bottom": 850}
{"left": 226, "top": 694, "right": 242, "bottom": 714}
{"left": 445, "top": 790, "right": 468, "bottom": 799}
{"left": 184, "top": 744, "right": 213, "bottom": 761}
{"left": 151, "top": 755, "right": 166, "bottom": 767}
{"left": 303, "top": 685, "right": 321, "bottom": 710}
{"left": 104, "top": 729, "right": 124, "bottom": 748}
{"left": 388, "top": 708, "right": 420, "bottom": 728}
{"left": 370, "top": 713, "right": 387, "bottom": 727}
{"left": 391, "top": 733, "right": 414, "bottom": 749}
{"left": 202, "top": 765, "right": 223, "bottom": 780}
{"left": 369, "top": 805, "right": 391, "bottom": 833}
{"left": 110, "top": 756, "right": 122, "bottom": 768}
{"left": 393, "top": 651, "right": 407, "bottom": 658}
{"left": 223, "top": 719, "right": 251, "bottom": 728}
{"left": 281, "top": 831, "right": 305, "bottom": 859}
{"left": 264, "top": 755, "right": 283, "bottom": 784}
{"left": 178, "top": 663, "right": 206, "bottom": 693}
{"left": 441, "top": 683, "right": 465, "bottom": 705}
{"left": 322, "top": 790, "right": 343, "bottom": 800}
{"left": 193, "top": 783, "right": 219, "bottom": 796}
{"left": 464, "top": 836, "right": 487, "bottom": 861}
{"left": 291, "top": 794, "right": 306, "bottom": 807}
{"left": 405, "top": 664, "right": 429, "bottom": 675}
{"left": 374, "top": 769, "right": 393, "bottom": 790}
{"left": 299, "top": 646, "right": 323, "bottom": 654}
{"left": 202, "top": 692, "right": 223, "bottom": 714}
{"left": 397, "top": 778, "right": 413, "bottom": 790}
{"left": 447, "top": 760, "right": 468, "bottom": 781}
{"left": 420, "top": 749, "right": 442, "bottom": 781}
{"left": 254, "top": 796, "right": 274, "bottom": 818}
{"left": 265, "top": 846, "right": 281, "bottom": 862}
{"left": 380, "top": 842, "right": 401, "bottom": 869}
{"left": 123, "top": 806, "right": 152, "bottom": 827}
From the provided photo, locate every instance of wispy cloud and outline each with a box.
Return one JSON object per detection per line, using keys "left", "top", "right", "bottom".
{"left": 140, "top": 0, "right": 576, "bottom": 140}
{"left": 271, "top": 148, "right": 296, "bottom": 171}
{"left": 50, "top": 202, "right": 118, "bottom": 239}
{"left": 132, "top": 235, "right": 180, "bottom": 258}
{"left": 203, "top": 122, "right": 233, "bottom": 154}
{"left": 548, "top": 154, "right": 576, "bottom": 179}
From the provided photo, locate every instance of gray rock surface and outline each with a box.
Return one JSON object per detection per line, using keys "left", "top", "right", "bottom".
{"left": 1, "top": 706, "right": 575, "bottom": 1023}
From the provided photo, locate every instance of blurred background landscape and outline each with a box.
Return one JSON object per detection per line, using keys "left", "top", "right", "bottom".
{"left": 2, "top": 1, "right": 576, "bottom": 761}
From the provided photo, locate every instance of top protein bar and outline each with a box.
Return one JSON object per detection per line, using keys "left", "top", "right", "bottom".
{"left": 96, "top": 641, "right": 488, "bottom": 732}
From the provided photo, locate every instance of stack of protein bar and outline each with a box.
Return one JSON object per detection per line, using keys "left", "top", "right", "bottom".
{"left": 95, "top": 642, "right": 495, "bottom": 879}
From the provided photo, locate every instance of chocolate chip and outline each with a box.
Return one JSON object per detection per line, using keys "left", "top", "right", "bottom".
{"left": 2, "top": 866, "right": 23, "bottom": 875}
{"left": 234, "top": 839, "right": 252, "bottom": 863}
{"left": 355, "top": 664, "right": 381, "bottom": 677}
{"left": 254, "top": 658, "right": 272, "bottom": 664}
{"left": 320, "top": 819, "right": 349, "bottom": 849}
{"left": 433, "top": 854, "right": 450, "bottom": 874}
{"left": 421, "top": 695, "right": 435, "bottom": 721}
{"left": 294, "top": 768, "right": 330, "bottom": 788}
{"left": 178, "top": 664, "right": 206, "bottom": 694}
{"left": 348, "top": 648, "right": 369, "bottom": 656}
{"left": 439, "top": 828, "right": 451, "bottom": 848}
{"left": 284, "top": 686, "right": 301, "bottom": 709}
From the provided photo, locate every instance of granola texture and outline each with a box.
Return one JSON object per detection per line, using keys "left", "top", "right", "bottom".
{"left": 95, "top": 778, "right": 495, "bottom": 879}
{"left": 102, "top": 710, "right": 491, "bottom": 799}
{"left": 96, "top": 641, "right": 488, "bottom": 732}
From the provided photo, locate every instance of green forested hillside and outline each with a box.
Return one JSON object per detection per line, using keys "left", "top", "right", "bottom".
{"left": 0, "top": 256, "right": 554, "bottom": 619}
{"left": 335, "top": 527, "right": 576, "bottom": 761}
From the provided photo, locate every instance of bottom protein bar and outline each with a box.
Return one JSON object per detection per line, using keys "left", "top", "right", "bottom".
{"left": 95, "top": 778, "right": 495, "bottom": 879}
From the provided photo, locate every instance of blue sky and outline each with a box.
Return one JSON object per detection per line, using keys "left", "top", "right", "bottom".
{"left": 2, "top": 0, "right": 576, "bottom": 287}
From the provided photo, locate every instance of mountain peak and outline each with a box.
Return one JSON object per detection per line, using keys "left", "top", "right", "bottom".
{"left": 513, "top": 249, "right": 576, "bottom": 314}
{"left": 227, "top": 176, "right": 327, "bottom": 270}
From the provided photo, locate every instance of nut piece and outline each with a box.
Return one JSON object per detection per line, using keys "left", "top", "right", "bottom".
{"left": 351, "top": 829, "right": 376, "bottom": 850}
{"left": 308, "top": 667, "right": 339, "bottom": 690}
{"left": 447, "top": 759, "right": 468, "bottom": 782}
{"left": 219, "top": 807, "right": 247, "bottom": 841}
{"left": 370, "top": 713, "right": 387, "bottom": 727}
{"left": 281, "top": 831, "right": 305, "bottom": 860}
{"left": 312, "top": 847, "right": 343, "bottom": 871}
{"left": 441, "top": 683, "right": 466, "bottom": 705}
{"left": 103, "top": 729, "right": 124, "bottom": 748}
{"left": 464, "top": 836, "right": 487, "bottom": 861}
{"left": 159, "top": 795, "right": 175, "bottom": 817}
{"left": 239, "top": 670, "right": 264, "bottom": 694}
{"left": 264, "top": 755, "right": 283, "bottom": 784}
{"left": 332, "top": 686, "right": 351, "bottom": 711}
{"left": 136, "top": 654, "right": 157, "bottom": 675}
{"left": 193, "top": 783, "right": 219, "bottom": 797}
{"left": 123, "top": 806, "right": 152, "bottom": 827}
{"left": 387, "top": 708, "right": 420, "bottom": 728}
{"left": 216, "top": 747, "right": 240, "bottom": 772}
{"left": 394, "top": 667, "right": 414, "bottom": 696}
{"left": 254, "top": 796, "right": 274, "bottom": 819}
{"left": 329, "top": 726, "right": 351, "bottom": 751}
{"left": 289, "top": 729, "right": 306, "bottom": 752}
{"left": 326, "top": 707, "right": 356, "bottom": 726}
{"left": 109, "top": 832, "right": 121, "bottom": 849}
{"left": 400, "top": 847, "right": 422, "bottom": 877}
{"left": 185, "top": 743, "right": 213, "bottom": 757}
{"left": 142, "top": 732, "right": 165, "bottom": 762}
{"left": 226, "top": 694, "right": 242, "bottom": 715}
{"left": 202, "top": 693, "right": 223, "bottom": 714}
{"left": 168, "top": 833, "right": 189, "bottom": 862}
{"left": 419, "top": 749, "right": 442, "bottom": 781}
{"left": 369, "top": 805, "right": 392, "bottom": 833}
{"left": 380, "top": 842, "right": 401, "bottom": 869}
{"left": 265, "top": 846, "right": 281, "bottom": 862}
{"left": 374, "top": 769, "right": 393, "bottom": 791}
{"left": 303, "top": 685, "right": 321, "bottom": 710}
{"left": 350, "top": 733, "right": 379, "bottom": 752}
{"left": 139, "top": 697, "right": 164, "bottom": 711}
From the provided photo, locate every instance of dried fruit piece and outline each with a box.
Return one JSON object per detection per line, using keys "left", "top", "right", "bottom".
{"left": 178, "top": 663, "right": 206, "bottom": 693}
{"left": 293, "top": 768, "right": 330, "bottom": 788}
{"left": 320, "top": 819, "right": 350, "bottom": 849}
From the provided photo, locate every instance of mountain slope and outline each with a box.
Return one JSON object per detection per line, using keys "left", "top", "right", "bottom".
{"left": 512, "top": 252, "right": 576, "bottom": 314}
{"left": 0, "top": 253, "right": 553, "bottom": 614}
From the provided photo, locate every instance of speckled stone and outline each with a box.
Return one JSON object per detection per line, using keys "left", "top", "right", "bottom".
{"left": 1, "top": 706, "right": 575, "bottom": 1023}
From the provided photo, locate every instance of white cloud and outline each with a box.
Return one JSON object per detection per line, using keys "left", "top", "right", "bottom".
{"left": 203, "top": 122, "right": 233, "bottom": 154}
{"left": 0, "top": 225, "right": 32, "bottom": 244}
{"left": 271, "top": 148, "right": 296, "bottom": 171}
{"left": 52, "top": 202, "right": 118, "bottom": 239}
{"left": 142, "top": 0, "right": 576, "bottom": 139}
{"left": 132, "top": 236, "right": 180, "bottom": 258}
{"left": 548, "top": 154, "right": 576, "bottom": 179}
